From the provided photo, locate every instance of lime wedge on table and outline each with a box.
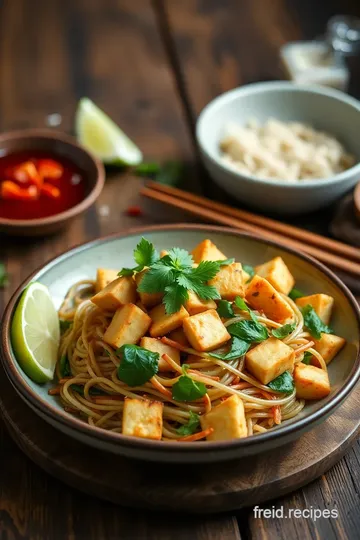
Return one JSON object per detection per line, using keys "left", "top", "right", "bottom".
{"left": 75, "top": 97, "right": 143, "bottom": 166}
{"left": 11, "top": 282, "right": 60, "bottom": 384}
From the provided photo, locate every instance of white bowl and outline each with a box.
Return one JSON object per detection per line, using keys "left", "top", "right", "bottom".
{"left": 196, "top": 81, "right": 360, "bottom": 215}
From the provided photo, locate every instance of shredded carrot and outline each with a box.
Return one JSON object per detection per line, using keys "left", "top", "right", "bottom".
{"left": 232, "top": 375, "right": 240, "bottom": 385}
{"left": 258, "top": 389, "right": 274, "bottom": 400}
{"left": 161, "top": 336, "right": 188, "bottom": 352}
{"left": 48, "top": 386, "right": 61, "bottom": 395}
{"left": 272, "top": 406, "right": 282, "bottom": 425}
{"left": 150, "top": 377, "right": 172, "bottom": 398}
{"left": 64, "top": 407, "right": 79, "bottom": 414}
{"left": 294, "top": 341, "right": 315, "bottom": 355}
{"left": 177, "top": 427, "right": 213, "bottom": 442}
{"left": 203, "top": 393, "right": 212, "bottom": 414}
{"left": 58, "top": 377, "right": 72, "bottom": 384}
{"left": 188, "top": 369, "right": 220, "bottom": 381}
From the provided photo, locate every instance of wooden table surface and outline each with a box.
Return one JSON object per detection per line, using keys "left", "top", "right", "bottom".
{"left": 1, "top": 1, "right": 360, "bottom": 538}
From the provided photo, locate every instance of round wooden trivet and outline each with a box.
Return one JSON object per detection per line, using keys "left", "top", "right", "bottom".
{"left": 1, "top": 364, "right": 359, "bottom": 514}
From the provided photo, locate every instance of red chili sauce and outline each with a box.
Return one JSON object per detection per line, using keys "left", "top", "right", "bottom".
{"left": 0, "top": 150, "right": 86, "bottom": 220}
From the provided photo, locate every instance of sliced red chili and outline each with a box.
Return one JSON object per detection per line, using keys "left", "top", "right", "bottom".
{"left": 41, "top": 183, "right": 61, "bottom": 199}
{"left": 126, "top": 205, "right": 143, "bottom": 217}
{"left": 1, "top": 181, "right": 38, "bottom": 201}
{"left": 37, "top": 159, "right": 63, "bottom": 181}
{"left": 12, "top": 161, "right": 42, "bottom": 188}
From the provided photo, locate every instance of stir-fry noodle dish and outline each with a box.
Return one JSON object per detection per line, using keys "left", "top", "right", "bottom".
{"left": 54, "top": 238, "right": 345, "bottom": 443}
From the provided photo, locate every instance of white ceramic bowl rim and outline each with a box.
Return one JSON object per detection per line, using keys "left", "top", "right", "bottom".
{"left": 196, "top": 81, "right": 360, "bottom": 188}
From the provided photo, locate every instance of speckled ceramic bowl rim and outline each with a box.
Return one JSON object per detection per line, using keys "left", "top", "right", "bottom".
{"left": 2, "top": 223, "right": 360, "bottom": 456}
{"left": 196, "top": 81, "right": 360, "bottom": 188}
{"left": 0, "top": 128, "right": 105, "bottom": 228}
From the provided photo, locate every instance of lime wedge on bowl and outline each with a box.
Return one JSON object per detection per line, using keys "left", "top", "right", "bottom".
{"left": 75, "top": 97, "right": 143, "bottom": 166}
{"left": 11, "top": 282, "right": 60, "bottom": 383}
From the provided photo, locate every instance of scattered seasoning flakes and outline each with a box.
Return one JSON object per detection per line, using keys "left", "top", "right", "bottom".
{"left": 126, "top": 205, "right": 143, "bottom": 217}
{"left": 98, "top": 205, "right": 110, "bottom": 217}
{"left": 45, "top": 113, "right": 62, "bottom": 127}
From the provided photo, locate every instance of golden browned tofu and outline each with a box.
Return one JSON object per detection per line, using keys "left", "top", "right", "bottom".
{"left": 91, "top": 276, "right": 136, "bottom": 311}
{"left": 200, "top": 395, "right": 247, "bottom": 441}
{"left": 95, "top": 268, "right": 119, "bottom": 293}
{"left": 191, "top": 239, "right": 227, "bottom": 263}
{"left": 149, "top": 304, "right": 189, "bottom": 338}
{"left": 183, "top": 309, "right": 230, "bottom": 352}
{"left": 122, "top": 398, "right": 163, "bottom": 440}
{"left": 140, "top": 336, "right": 181, "bottom": 371}
{"left": 245, "top": 337, "right": 295, "bottom": 385}
{"left": 255, "top": 256, "right": 295, "bottom": 295}
{"left": 313, "top": 333, "right": 346, "bottom": 365}
{"left": 135, "top": 269, "right": 163, "bottom": 308}
{"left": 103, "top": 304, "right": 151, "bottom": 348}
{"left": 208, "top": 262, "right": 244, "bottom": 300}
{"left": 295, "top": 294, "right": 334, "bottom": 325}
{"left": 242, "top": 268, "right": 251, "bottom": 283}
{"left": 185, "top": 291, "right": 217, "bottom": 315}
{"left": 294, "top": 363, "right": 330, "bottom": 400}
{"left": 246, "top": 275, "right": 293, "bottom": 323}
{"left": 168, "top": 327, "right": 190, "bottom": 347}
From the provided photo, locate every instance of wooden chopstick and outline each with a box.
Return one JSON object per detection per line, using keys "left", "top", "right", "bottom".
{"left": 145, "top": 181, "right": 360, "bottom": 263}
{"left": 141, "top": 184, "right": 360, "bottom": 277}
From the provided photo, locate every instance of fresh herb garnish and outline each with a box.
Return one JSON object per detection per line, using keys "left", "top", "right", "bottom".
{"left": 176, "top": 411, "right": 201, "bottom": 436}
{"left": 217, "top": 258, "right": 235, "bottom": 266}
{"left": 118, "top": 237, "right": 160, "bottom": 277}
{"left": 117, "top": 344, "right": 159, "bottom": 386}
{"left": 70, "top": 384, "right": 108, "bottom": 396}
{"left": 243, "top": 264, "right": 255, "bottom": 280}
{"left": 0, "top": 263, "right": 9, "bottom": 288}
{"left": 217, "top": 300, "right": 235, "bottom": 318}
{"left": 301, "top": 305, "right": 332, "bottom": 340}
{"left": 268, "top": 371, "right": 294, "bottom": 394}
{"left": 271, "top": 323, "right": 296, "bottom": 339}
{"left": 134, "top": 161, "right": 184, "bottom": 187}
{"left": 209, "top": 337, "right": 250, "bottom": 361}
{"left": 137, "top": 246, "right": 221, "bottom": 314}
{"left": 59, "top": 320, "right": 72, "bottom": 334}
{"left": 134, "top": 162, "right": 161, "bottom": 176}
{"left": 302, "top": 351, "right": 313, "bottom": 365}
{"left": 289, "top": 288, "right": 304, "bottom": 301}
{"left": 234, "top": 296, "right": 258, "bottom": 322}
{"left": 59, "top": 355, "right": 71, "bottom": 377}
{"left": 172, "top": 364, "right": 207, "bottom": 402}
{"left": 227, "top": 320, "right": 268, "bottom": 343}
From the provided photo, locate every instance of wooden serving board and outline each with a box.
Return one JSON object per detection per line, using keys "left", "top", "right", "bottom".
{"left": 0, "top": 362, "right": 359, "bottom": 514}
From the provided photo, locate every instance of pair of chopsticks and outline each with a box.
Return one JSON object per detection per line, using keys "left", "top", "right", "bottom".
{"left": 141, "top": 181, "right": 360, "bottom": 278}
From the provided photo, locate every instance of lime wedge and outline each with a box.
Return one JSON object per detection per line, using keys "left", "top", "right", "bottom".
{"left": 75, "top": 97, "right": 143, "bottom": 166}
{"left": 11, "top": 282, "right": 60, "bottom": 383}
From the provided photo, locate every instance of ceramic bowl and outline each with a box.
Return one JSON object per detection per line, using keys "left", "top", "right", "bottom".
{"left": 196, "top": 81, "right": 360, "bottom": 215}
{"left": 0, "top": 129, "right": 105, "bottom": 236}
{"left": 1, "top": 224, "right": 360, "bottom": 463}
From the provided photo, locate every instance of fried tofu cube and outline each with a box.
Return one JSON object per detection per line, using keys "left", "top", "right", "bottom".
{"left": 245, "top": 337, "right": 295, "bottom": 385}
{"left": 246, "top": 275, "right": 293, "bottom": 323}
{"left": 104, "top": 304, "right": 151, "bottom": 348}
{"left": 185, "top": 291, "right": 217, "bottom": 315}
{"left": 122, "top": 398, "right": 163, "bottom": 440}
{"left": 191, "top": 239, "right": 227, "bottom": 263}
{"left": 95, "top": 268, "right": 119, "bottom": 293}
{"left": 294, "top": 363, "right": 330, "bottom": 400}
{"left": 140, "top": 336, "right": 181, "bottom": 371}
{"left": 149, "top": 304, "right": 189, "bottom": 338}
{"left": 313, "top": 333, "right": 346, "bottom": 365}
{"left": 183, "top": 309, "right": 230, "bottom": 352}
{"left": 168, "top": 328, "right": 190, "bottom": 347}
{"left": 255, "top": 256, "right": 295, "bottom": 295}
{"left": 135, "top": 269, "right": 163, "bottom": 308}
{"left": 295, "top": 294, "right": 334, "bottom": 325}
{"left": 208, "top": 262, "right": 244, "bottom": 300}
{"left": 200, "top": 395, "right": 247, "bottom": 441}
{"left": 91, "top": 276, "right": 136, "bottom": 311}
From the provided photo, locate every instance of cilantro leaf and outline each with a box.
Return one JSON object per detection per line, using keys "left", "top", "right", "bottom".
{"left": 217, "top": 300, "right": 235, "bottom": 318}
{"left": 172, "top": 366, "right": 207, "bottom": 401}
{"left": 190, "top": 260, "right": 221, "bottom": 282}
{"left": 234, "top": 296, "right": 258, "bottom": 322}
{"left": 209, "top": 337, "right": 249, "bottom": 360}
{"left": 137, "top": 263, "right": 174, "bottom": 294}
{"left": 227, "top": 320, "right": 268, "bottom": 343}
{"left": 59, "top": 354, "right": 71, "bottom": 377}
{"left": 118, "top": 267, "right": 137, "bottom": 277}
{"left": 243, "top": 264, "right": 255, "bottom": 279}
{"left": 164, "top": 247, "right": 193, "bottom": 269}
{"left": 289, "top": 288, "right": 304, "bottom": 301}
{"left": 217, "top": 258, "right": 235, "bottom": 266}
{"left": 0, "top": 263, "right": 9, "bottom": 288}
{"left": 301, "top": 305, "right": 332, "bottom": 340}
{"left": 176, "top": 411, "right": 201, "bottom": 436}
{"left": 117, "top": 344, "right": 159, "bottom": 386}
{"left": 271, "top": 323, "right": 296, "bottom": 339}
{"left": 134, "top": 162, "right": 161, "bottom": 176}
{"left": 268, "top": 371, "right": 294, "bottom": 394}
{"left": 163, "top": 283, "right": 189, "bottom": 314}
{"left": 133, "top": 237, "right": 159, "bottom": 267}
{"left": 175, "top": 262, "right": 221, "bottom": 301}
{"left": 302, "top": 351, "right": 313, "bottom": 365}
